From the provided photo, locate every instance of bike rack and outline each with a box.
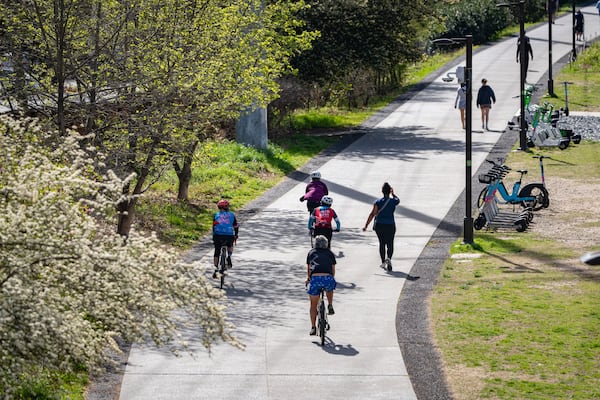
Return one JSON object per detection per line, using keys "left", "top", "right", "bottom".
{"left": 474, "top": 172, "right": 533, "bottom": 232}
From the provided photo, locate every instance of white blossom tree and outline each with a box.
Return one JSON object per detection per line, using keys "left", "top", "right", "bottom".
{"left": 0, "top": 115, "right": 236, "bottom": 395}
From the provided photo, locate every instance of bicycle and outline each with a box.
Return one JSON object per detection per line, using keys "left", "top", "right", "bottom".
{"left": 477, "top": 159, "right": 549, "bottom": 211}
{"left": 214, "top": 244, "right": 228, "bottom": 289}
{"left": 316, "top": 287, "right": 330, "bottom": 346}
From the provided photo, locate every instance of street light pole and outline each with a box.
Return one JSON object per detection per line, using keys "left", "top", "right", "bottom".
{"left": 431, "top": 36, "right": 474, "bottom": 244}
{"left": 498, "top": 0, "right": 529, "bottom": 148}
{"left": 548, "top": 0, "right": 555, "bottom": 96}
{"left": 518, "top": 0, "right": 528, "bottom": 150}
{"left": 571, "top": 0, "right": 576, "bottom": 61}
{"left": 464, "top": 35, "right": 473, "bottom": 244}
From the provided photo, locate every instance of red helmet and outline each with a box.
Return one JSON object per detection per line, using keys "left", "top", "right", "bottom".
{"left": 217, "top": 199, "right": 230, "bottom": 210}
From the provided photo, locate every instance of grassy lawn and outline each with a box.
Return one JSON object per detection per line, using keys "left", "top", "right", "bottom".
{"left": 429, "top": 44, "right": 600, "bottom": 399}
{"left": 431, "top": 142, "right": 600, "bottom": 399}
{"left": 543, "top": 41, "right": 600, "bottom": 112}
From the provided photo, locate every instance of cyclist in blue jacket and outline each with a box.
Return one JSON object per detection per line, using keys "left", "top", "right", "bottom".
{"left": 212, "top": 199, "right": 239, "bottom": 278}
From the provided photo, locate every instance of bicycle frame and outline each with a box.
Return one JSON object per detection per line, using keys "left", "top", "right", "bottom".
{"left": 478, "top": 159, "right": 549, "bottom": 211}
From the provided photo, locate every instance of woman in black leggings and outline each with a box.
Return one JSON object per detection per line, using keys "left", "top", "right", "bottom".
{"left": 362, "top": 182, "right": 400, "bottom": 271}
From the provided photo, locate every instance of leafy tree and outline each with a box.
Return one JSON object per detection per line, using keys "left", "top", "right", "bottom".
{"left": 290, "top": 0, "right": 434, "bottom": 104}
{"left": 0, "top": 0, "right": 315, "bottom": 234}
{"left": 0, "top": 115, "right": 236, "bottom": 396}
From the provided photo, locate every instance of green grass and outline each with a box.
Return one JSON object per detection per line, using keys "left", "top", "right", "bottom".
{"left": 543, "top": 41, "right": 600, "bottom": 112}
{"left": 433, "top": 235, "right": 600, "bottom": 399}
{"left": 136, "top": 135, "right": 338, "bottom": 247}
{"left": 12, "top": 368, "right": 87, "bottom": 400}
{"left": 432, "top": 143, "right": 600, "bottom": 399}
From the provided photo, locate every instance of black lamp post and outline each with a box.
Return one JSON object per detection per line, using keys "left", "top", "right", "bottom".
{"left": 432, "top": 35, "right": 474, "bottom": 244}
{"left": 498, "top": 1, "right": 528, "bottom": 151}
{"left": 571, "top": 0, "right": 576, "bottom": 61}
{"left": 548, "top": 0, "right": 555, "bottom": 96}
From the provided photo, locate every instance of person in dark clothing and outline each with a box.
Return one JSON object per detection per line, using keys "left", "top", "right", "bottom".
{"left": 516, "top": 35, "right": 534, "bottom": 83}
{"left": 476, "top": 79, "right": 496, "bottom": 131}
{"left": 574, "top": 9, "right": 584, "bottom": 41}
{"left": 305, "top": 235, "right": 337, "bottom": 335}
{"left": 362, "top": 182, "right": 400, "bottom": 271}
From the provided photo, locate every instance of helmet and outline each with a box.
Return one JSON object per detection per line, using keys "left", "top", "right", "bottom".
{"left": 217, "top": 199, "right": 230, "bottom": 210}
{"left": 320, "top": 195, "right": 333, "bottom": 206}
{"left": 314, "top": 235, "right": 329, "bottom": 249}
{"left": 310, "top": 171, "right": 321, "bottom": 179}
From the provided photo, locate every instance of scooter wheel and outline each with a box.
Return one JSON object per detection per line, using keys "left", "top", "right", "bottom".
{"left": 515, "top": 220, "right": 527, "bottom": 232}
{"left": 474, "top": 214, "right": 486, "bottom": 230}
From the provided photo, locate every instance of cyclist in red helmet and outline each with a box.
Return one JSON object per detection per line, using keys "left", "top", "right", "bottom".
{"left": 212, "top": 199, "right": 239, "bottom": 278}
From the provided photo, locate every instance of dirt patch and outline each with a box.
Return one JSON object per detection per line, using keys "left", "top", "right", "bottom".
{"left": 531, "top": 176, "right": 600, "bottom": 250}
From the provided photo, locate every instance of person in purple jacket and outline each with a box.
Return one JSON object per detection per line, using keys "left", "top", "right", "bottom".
{"left": 299, "top": 171, "right": 329, "bottom": 213}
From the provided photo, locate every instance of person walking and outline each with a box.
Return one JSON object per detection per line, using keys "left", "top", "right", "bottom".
{"left": 454, "top": 82, "right": 467, "bottom": 129}
{"left": 574, "top": 9, "right": 584, "bottom": 41}
{"left": 300, "top": 171, "right": 328, "bottom": 213}
{"left": 362, "top": 182, "right": 400, "bottom": 271}
{"left": 305, "top": 235, "right": 337, "bottom": 336}
{"left": 516, "top": 35, "right": 534, "bottom": 83}
{"left": 476, "top": 78, "right": 496, "bottom": 131}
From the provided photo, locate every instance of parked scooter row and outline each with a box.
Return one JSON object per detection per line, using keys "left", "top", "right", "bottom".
{"left": 507, "top": 83, "right": 581, "bottom": 150}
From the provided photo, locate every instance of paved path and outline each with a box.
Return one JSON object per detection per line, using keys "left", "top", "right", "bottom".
{"left": 118, "top": 8, "right": 600, "bottom": 400}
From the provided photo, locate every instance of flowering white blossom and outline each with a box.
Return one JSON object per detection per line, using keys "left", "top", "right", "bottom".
{"left": 0, "top": 115, "right": 236, "bottom": 394}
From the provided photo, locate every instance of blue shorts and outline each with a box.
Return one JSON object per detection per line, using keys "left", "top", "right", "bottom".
{"left": 307, "top": 275, "right": 336, "bottom": 296}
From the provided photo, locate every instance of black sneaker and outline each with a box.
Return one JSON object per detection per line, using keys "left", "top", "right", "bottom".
{"left": 227, "top": 256, "right": 232, "bottom": 269}
{"left": 328, "top": 304, "right": 335, "bottom": 315}
{"left": 309, "top": 327, "right": 316, "bottom": 336}
{"left": 385, "top": 258, "right": 392, "bottom": 271}
{"left": 212, "top": 270, "right": 218, "bottom": 279}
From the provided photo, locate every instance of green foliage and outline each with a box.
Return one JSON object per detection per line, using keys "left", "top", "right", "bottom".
{"left": 291, "top": 0, "right": 434, "bottom": 100}
{"left": 0, "top": 116, "right": 234, "bottom": 397}
{"left": 12, "top": 368, "right": 87, "bottom": 400}
{"left": 436, "top": 0, "right": 512, "bottom": 45}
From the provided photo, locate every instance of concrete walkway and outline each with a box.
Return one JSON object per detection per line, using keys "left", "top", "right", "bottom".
{"left": 118, "top": 8, "right": 600, "bottom": 400}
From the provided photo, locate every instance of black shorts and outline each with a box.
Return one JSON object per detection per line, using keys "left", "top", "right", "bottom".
{"left": 213, "top": 235, "right": 235, "bottom": 257}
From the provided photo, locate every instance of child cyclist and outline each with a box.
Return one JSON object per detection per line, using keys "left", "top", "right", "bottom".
{"left": 308, "top": 196, "right": 340, "bottom": 249}
{"left": 212, "top": 199, "right": 239, "bottom": 279}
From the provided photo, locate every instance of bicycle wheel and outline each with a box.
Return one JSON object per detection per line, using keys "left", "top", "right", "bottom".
{"left": 318, "top": 296, "right": 326, "bottom": 346}
{"left": 219, "top": 246, "right": 227, "bottom": 289}
{"left": 519, "top": 184, "right": 549, "bottom": 210}
{"left": 477, "top": 187, "right": 488, "bottom": 208}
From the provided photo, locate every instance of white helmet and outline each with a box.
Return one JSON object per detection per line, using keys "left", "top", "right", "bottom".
{"left": 310, "top": 171, "right": 321, "bottom": 179}
{"left": 320, "top": 195, "right": 333, "bottom": 206}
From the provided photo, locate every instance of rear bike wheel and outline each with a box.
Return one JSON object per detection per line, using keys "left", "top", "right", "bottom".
{"left": 219, "top": 246, "right": 227, "bottom": 289}
{"left": 477, "top": 187, "right": 488, "bottom": 208}
{"left": 318, "top": 294, "right": 326, "bottom": 346}
{"left": 519, "top": 184, "right": 549, "bottom": 210}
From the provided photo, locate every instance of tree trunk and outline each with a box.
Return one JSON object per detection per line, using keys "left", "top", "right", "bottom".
{"left": 173, "top": 140, "right": 198, "bottom": 203}
{"left": 117, "top": 196, "right": 137, "bottom": 238}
